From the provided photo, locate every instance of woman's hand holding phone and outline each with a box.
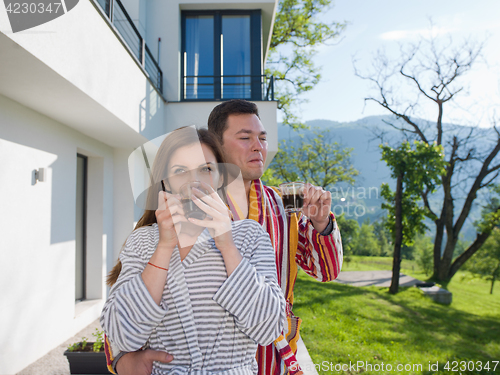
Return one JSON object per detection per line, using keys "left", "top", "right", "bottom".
{"left": 142, "top": 192, "right": 186, "bottom": 305}
{"left": 155, "top": 191, "right": 185, "bottom": 251}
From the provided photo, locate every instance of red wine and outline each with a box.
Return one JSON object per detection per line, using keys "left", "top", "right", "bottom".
{"left": 282, "top": 194, "right": 304, "bottom": 212}
{"left": 181, "top": 198, "right": 207, "bottom": 220}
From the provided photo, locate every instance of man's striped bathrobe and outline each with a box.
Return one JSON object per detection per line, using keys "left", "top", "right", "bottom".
{"left": 227, "top": 180, "right": 343, "bottom": 375}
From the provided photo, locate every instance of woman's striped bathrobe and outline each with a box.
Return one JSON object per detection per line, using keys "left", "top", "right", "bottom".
{"left": 101, "top": 220, "right": 286, "bottom": 375}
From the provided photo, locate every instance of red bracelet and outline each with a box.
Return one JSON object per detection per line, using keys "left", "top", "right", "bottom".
{"left": 148, "top": 262, "right": 168, "bottom": 271}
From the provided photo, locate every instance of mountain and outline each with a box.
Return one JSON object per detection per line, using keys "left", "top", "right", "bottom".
{"left": 276, "top": 116, "right": 399, "bottom": 222}
{"left": 275, "top": 115, "right": 491, "bottom": 241}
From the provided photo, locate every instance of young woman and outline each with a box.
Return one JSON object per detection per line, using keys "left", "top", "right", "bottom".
{"left": 101, "top": 127, "right": 285, "bottom": 375}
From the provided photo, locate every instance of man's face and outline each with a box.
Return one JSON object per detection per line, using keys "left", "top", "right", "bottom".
{"left": 222, "top": 113, "right": 268, "bottom": 182}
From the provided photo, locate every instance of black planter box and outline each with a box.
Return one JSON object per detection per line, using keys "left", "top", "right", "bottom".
{"left": 415, "top": 282, "right": 436, "bottom": 288}
{"left": 64, "top": 347, "right": 109, "bottom": 375}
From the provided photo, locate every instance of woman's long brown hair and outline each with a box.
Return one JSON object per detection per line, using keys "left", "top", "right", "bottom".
{"left": 106, "top": 127, "right": 227, "bottom": 286}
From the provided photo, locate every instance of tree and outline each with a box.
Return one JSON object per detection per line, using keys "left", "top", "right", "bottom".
{"left": 352, "top": 220, "right": 380, "bottom": 256}
{"left": 267, "top": 0, "right": 346, "bottom": 129}
{"left": 381, "top": 141, "right": 446, "bottom": 293}
{"left": 261, "top": 168, "right": 284, "bottom": 187}
{"left": 265, "top": 128, "right": 359, "bottom": 188}
{"left": 465, "top": 185, "right": 500, "bottom": 293}
{"left": 412, "top": 234, "right": 434, "bottom": 276}
{"left": 466, "top": 227, "right": 500, "bottom": 294}
{"left": 373, "top": 217, "right": 392, "bottom": 257}
{"left": 355, "top": 30, "right": 500, "bottom": 282}
{"left": 335, "top": 213, "right": 359, "bottom": 266}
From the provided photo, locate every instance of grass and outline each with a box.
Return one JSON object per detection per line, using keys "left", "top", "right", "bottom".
{"left": 343, "top": 255, "right": 421, "bottom": 274}
{"left": 293, "top": 258, "right": 500, "bottom": 375}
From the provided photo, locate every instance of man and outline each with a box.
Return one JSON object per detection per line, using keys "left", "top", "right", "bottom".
{"left": 109, "top": 100, "right": 343, "bottom": 375}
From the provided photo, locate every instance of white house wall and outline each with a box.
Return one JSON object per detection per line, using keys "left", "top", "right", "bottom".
{"left": 0, "top": 94, "right": 129, "bottom": 375}
{"left": 0, "top": 0, "right": 166, "bottom": 148}
{"left": 121, "top": 0, "right": 148, "bottom": 39}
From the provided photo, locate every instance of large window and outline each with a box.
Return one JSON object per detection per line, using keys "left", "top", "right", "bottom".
{"left": 182, "top": 10, "right": 263, "bottom": 101}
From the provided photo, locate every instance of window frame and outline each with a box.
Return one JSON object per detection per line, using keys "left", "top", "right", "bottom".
{"left": 181, "top": 9, "right": 262, "bottom": 101}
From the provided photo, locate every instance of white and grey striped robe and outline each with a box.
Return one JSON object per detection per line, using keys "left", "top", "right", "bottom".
{"left": 101, "top": 220, "right": 286, "bottom": 375}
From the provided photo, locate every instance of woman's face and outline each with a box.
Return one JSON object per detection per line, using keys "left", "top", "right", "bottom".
{"left": 165, "top": 143, "right": 221, "bottom": 194}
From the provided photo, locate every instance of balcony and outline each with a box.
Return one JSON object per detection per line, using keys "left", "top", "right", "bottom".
{"left": 93, "top": 0, "right": 163, "bottom": 94}
{"left": 1, "top": 0, "right": 167, "bottom": 149}
{"left": 181, "top": 74, "right": 274, "bottom": 101}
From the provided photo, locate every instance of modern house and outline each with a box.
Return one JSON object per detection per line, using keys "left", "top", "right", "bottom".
{"left": 0, "top": 0, "right": 278, "bottom": 373}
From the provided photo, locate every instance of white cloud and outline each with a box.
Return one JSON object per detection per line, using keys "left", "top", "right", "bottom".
{"left": 380, "top": 27, "right": 455, "bottom": 41}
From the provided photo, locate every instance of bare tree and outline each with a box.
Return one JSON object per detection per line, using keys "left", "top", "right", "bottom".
{"left": 355, "top": 31, "right": 500, "bottom": 282}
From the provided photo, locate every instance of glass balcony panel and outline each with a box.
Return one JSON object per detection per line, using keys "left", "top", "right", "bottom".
{"left": 95, "top": 0, "right": 110, "bottom": 16}
{"left": 184, "top": 76, "right": 215, "bottom": 100}
{"left": 113, "top": 2, "right": 142, "bottom": 61}
{"left": 92, "top": 0, "right": 163, "bottom": 94}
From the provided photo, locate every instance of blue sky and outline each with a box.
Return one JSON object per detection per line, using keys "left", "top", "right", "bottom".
{"left": 297, "top": 0, "right": 500, "bottom": 127}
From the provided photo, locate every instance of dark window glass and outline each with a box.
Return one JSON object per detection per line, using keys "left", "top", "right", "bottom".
{"left": 184, "top": 15, "right": 214, "bottom": 100}
{"left": 182, "top": 11, "right": 262, "bottom": 100}
{"left": 222, "top": 15, "right": 251, "bottom": 99}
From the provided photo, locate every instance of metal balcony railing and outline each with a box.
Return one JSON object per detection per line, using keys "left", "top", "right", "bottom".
{"left": 182, "top": 75, "right": 274, "bottom": 101}
{"left": 94, "top": 0, "right": 163, "bottom": 94}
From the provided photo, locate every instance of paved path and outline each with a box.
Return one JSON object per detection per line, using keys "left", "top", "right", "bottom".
{"left": 333, "top": 270, "right": 423, "bottom": 287}
{"left": 16, "top": 319, "right": 102, "bottom": 375}
{"left": 296, "top": 337, "right": 319, "bottom": 375}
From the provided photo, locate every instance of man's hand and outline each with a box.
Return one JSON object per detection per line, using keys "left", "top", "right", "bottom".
{"left": 116, "top": 349, "right": 173, "bottom": 375}
{"left": 302, "top": 183, "right": 331, "bottom": 233}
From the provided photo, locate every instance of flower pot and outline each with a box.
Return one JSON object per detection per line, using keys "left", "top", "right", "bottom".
{"left": 64, "top": 343, "right": 109, "bottom": 375}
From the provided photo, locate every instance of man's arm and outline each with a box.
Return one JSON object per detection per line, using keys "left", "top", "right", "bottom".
{"left": 296, "top": 212, "right": 343, "bottom": 281}
{"left": 268, "top": 183, "right": 343, "bottom": 282}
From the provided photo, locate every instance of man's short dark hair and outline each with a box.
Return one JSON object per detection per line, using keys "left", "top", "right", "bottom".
{"left": 208, "top": 99, "right": 260, "bottom": 143}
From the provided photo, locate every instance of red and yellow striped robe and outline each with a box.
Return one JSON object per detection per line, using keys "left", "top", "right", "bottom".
{"left": 227, "top": 180, "right": 343, "bottom": 375}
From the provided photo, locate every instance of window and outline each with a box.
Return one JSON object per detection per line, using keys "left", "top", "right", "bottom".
{"left": 75, "top": 154, "right": 87, "bottom": 302}
{"left": 181, "top": 10, "right": 262, "bottom": 101}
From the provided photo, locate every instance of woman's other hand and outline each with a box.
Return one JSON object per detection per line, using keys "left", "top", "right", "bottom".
{"left": 187, "top": 186, "right": 232, "bottom": 247}
{"left": 187, "top": 185, "right": 242, "bottom": 275}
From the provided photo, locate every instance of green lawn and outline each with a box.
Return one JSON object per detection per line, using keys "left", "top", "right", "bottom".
{"left": 293, "top": 259, "right": 500, "bottom": 375}
{"left": 343, "top": 255, "right": 421, "bottom": 275}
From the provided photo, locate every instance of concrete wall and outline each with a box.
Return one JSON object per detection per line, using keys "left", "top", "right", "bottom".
{"left": 0, "top": 94, "right": 133, "bottom": 374}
